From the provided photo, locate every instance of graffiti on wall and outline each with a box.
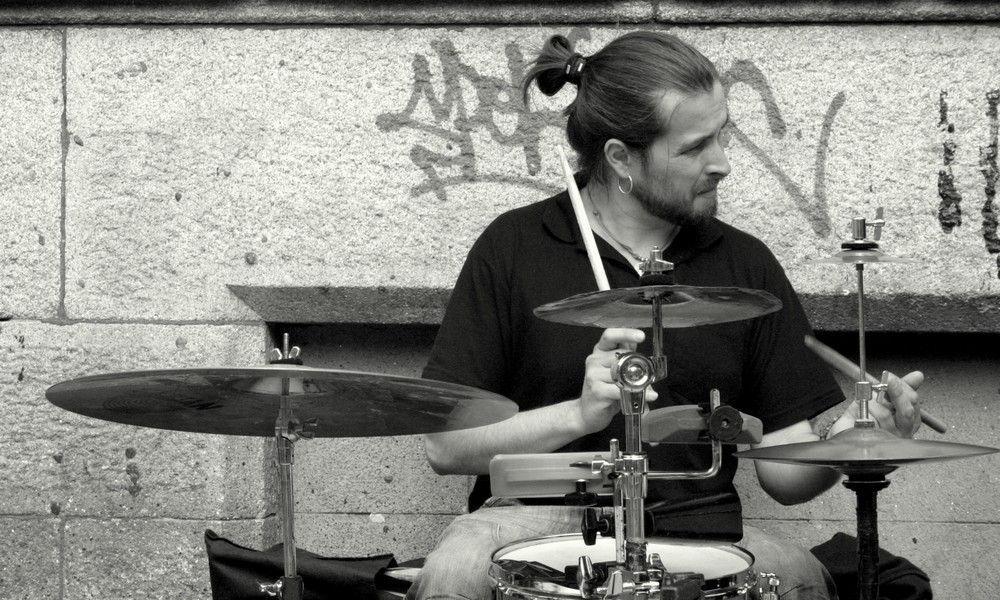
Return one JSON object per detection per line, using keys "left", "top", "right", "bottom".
{"left": 378, "top": 34, "right": 999, "bottom": 279}
{"left": 375, "top": 34, "right": 581, "bottom": 201}
{"left": 720, "top": 60, "right": 843, "bottom": 238}
{"left": 377, "top": 33, "right": 841, "bottom": 236}
{"left": 938, "top": 90, "right": 1000, "bottom": 278}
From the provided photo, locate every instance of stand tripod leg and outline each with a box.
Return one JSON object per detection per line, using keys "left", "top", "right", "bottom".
{"left": 843, "top": 474, "right": 890, "bottom": 600}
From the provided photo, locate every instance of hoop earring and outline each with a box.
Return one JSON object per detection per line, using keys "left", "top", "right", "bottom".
{"left": 617, "top": 174, "right": 634, "bottom": 195}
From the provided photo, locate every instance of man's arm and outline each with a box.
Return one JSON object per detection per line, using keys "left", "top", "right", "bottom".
{"left": 424, "top": 328, "right": 653, "bottom": 475}
{"left": 424, "top": 399, "right": 593, "bottom": 475}
{"left": 750, "top": 420, "right": 839, "bottom": 506}
{"left": 752, "top": 370, "right": 923, "bottom": 505}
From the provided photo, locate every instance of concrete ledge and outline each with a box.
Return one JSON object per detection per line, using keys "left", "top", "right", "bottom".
{"left": 228, "top": 284, "right": 451, "bottom": 325}
{"left": 800, "top": 293, "right": 1000, "bottom": 332}
{"left": 229, "top": 284, "right": 1000, "bottom": 332}
{"left": 1, "top": 2, "right": 999, "bottom": 25}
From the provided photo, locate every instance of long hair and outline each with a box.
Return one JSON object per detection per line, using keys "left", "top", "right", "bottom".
{"left": 522, "top": 31, "right": 719, "bottom": 183}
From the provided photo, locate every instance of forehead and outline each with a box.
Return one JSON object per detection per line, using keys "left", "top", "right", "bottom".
{"left": 655, "top": 81, "right": 728, "bottom": 143}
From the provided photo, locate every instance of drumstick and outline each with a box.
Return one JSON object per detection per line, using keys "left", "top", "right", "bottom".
{"left": 804, "top": 335, "right": 948, "bottom": 434}
{"left": 557, "top": 145, "right": 610, "bottom": 292}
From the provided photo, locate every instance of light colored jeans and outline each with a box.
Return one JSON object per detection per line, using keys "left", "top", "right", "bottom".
{"left": 405, "top": 504, "right": 837, "bottom": 600}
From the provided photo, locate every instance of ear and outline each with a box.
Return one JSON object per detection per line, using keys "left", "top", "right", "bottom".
{"left": 603, "top": 138, "right": 638, "bottom": 179}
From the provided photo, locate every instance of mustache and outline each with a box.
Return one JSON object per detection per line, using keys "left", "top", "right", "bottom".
{"left": 696, "top": 178, "right": 725, "bottom": 194}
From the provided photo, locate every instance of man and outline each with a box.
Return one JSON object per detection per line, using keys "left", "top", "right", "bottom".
{"left": 405, "top": 31, "right": 922, "bottom": 600}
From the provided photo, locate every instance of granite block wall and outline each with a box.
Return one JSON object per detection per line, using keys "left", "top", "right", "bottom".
{"left": 1, "top": 3, "right": 998, "bottom": 598}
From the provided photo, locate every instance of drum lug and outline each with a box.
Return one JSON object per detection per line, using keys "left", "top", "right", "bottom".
{"left": 602, "top": 569, "right": 624, "bottom": 598}
{"left": 576, "top": 555, "right": 598, "bottom": 596}
{"left": 647, "top": 551, "right": 665, "bottom": 577}
{"left": 758, "top": 572, "right": 781, "bottom": 600}
{"left": 660, "top": 571, "right": 705, "bottom": 600}
{"left": 579, "top": 560, "right": 628, "bottom": 599}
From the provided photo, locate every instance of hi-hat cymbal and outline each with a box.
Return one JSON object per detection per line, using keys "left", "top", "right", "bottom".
{"left": 806, "top": 249, "right": 920, "bottom": 265}
{"left": 533, "top": 285, "right": 782, "bottom": 329}
{"left": 735, "top": 426, "right": 997, "bottom": 475}
{"left": 46, "top": 367, "right": 517, "bottom": 437}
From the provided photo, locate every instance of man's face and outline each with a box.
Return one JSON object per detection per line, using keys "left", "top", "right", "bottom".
{"left": 630, "top": 81, "right": 731, "bottom": 227}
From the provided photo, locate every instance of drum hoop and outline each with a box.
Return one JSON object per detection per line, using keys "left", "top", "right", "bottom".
{"left": 490, "top": 534, "right": 756, "bottom": 599}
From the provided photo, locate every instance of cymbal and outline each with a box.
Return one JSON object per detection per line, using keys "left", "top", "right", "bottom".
{"left": 533, "top": 285, "right": 782, "bottom": 329}
{"left": 735, "top": 426, "right": 998, "bottom": 475}
{"left": 46, "top": 367, "right": 517, "bottom": 438}
{"left": 806, "top": 249, "right": 920, "bottom": 265}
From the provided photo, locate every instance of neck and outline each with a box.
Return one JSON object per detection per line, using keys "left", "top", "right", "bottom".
{"left": 583, "top": 180, "right": 679, "bottom": 264}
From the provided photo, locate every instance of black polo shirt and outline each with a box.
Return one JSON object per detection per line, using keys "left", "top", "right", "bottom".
{"left": 424, "top": 184, "right": 843, "bottom": 512}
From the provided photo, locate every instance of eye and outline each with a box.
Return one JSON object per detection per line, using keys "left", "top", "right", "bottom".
{"left": 684, "top": 140, "right": 708, "bottom": 154}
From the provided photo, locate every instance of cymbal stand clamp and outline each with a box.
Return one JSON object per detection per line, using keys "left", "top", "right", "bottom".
{"left": 843, "top": 208, "right": 885, "bottom": 250}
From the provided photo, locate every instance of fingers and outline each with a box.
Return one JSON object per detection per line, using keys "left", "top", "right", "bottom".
{"left": 899, "top": 370, "right": 925, "bottom": 391}
{"left": 588, "top": 328, "right": 653, "bottom": 399}
{"left": 880, "top": 370, "right": 922, "bottom": 437}
{"left": 578, "top": 329, "right": 657, "bottom": 433}
{"left": 884, "top": 371, "right": 920, "bottom": 409}
{"left": 594, "top": 328, "right": 645, "bottom": 352}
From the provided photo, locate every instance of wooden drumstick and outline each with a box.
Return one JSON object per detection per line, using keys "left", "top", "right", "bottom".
{"left": 804, "top": 335, "right": 948, "bottom": 434}
{"left": 556, "top": 145, "right": 611, "bottom": 292}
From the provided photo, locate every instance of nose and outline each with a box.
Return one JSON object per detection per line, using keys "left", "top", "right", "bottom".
{"left": 707, "top": 140, "right": 732, "bottom": 179}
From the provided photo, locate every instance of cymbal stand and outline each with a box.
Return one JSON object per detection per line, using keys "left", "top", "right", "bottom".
{"left": 837, "top": 210, "right": 895, "bottom": 600}
{"left": 577, "top": 251, "right": 726, "bottom": 599}
{"left": 844, "top": 209, "right": 886, "bottom": 426}
{"left": 259, "top": 335, "right": 315, "bottom": 600}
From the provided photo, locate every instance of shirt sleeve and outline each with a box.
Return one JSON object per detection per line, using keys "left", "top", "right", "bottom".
{"left": 742, "top": 246, "right": 845, "bottom": 433}
{"left": 422, "top": 224, "right": 511, "bottom": 395}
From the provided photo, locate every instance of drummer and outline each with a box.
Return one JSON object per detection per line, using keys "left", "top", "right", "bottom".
{"left": 406, "top": 31, "right": 923, "bottom": 600}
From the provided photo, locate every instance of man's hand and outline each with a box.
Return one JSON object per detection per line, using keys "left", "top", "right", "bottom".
{"left": 833, "top": 371, "right": 924, "bottom": 439}
{"left": 577, "top": 328, "right": 658, "bottom": 433}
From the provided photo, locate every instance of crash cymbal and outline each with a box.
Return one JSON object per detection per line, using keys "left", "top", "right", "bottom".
{"left": 735, "top": 426, "right": 997, "bottom": 475}
{"left": 806, "top": 248, "right": 920, "bottom": 265}
{"left": 46, "top": 367, "right": 517, "bottom": 437}
{"left": 533, "top": 285, "right": 782, "bottom": 329}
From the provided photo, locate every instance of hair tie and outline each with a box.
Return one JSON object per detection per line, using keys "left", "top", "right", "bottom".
{"left": 564, "top": 53, "right": 586, "bottom": 85}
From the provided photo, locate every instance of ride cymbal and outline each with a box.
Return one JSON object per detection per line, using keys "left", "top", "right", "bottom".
{"left": 533, "top": 285, "right": 782, "bottom": 329}
{"left": 46, "top": 367, "right": 517, "bottom": 437}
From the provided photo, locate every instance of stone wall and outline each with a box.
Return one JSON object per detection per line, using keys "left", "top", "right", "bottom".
{"left": 1, "top": 3, "right": 999, "bottom": 599}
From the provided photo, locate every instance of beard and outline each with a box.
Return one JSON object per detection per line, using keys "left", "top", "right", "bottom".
{"left": 631, "top": 175, "right": 719, "bottom": 227}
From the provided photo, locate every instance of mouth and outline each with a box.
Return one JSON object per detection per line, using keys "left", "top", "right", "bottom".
{"left": 697, "top": 178, "right": 724, "bottom": 196}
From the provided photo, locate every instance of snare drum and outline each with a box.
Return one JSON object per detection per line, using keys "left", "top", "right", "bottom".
{"left": 490, "top": 534, "right": 756, "bottom": 599}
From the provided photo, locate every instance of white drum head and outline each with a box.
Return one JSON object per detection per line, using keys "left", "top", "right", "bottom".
{"left": 497, "top": 535, "right": 751, "bottom": 580}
